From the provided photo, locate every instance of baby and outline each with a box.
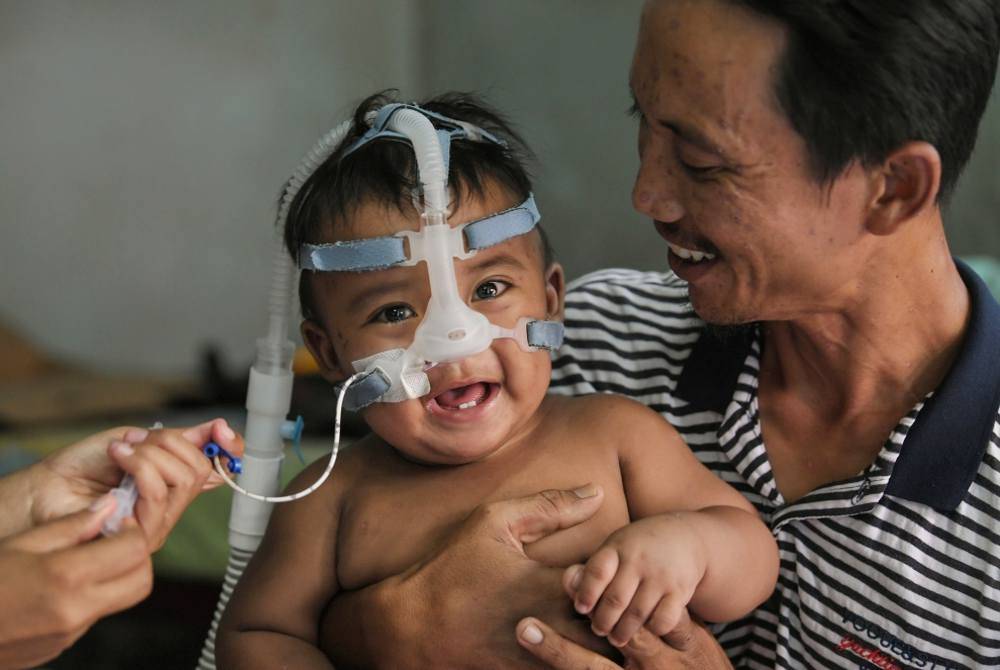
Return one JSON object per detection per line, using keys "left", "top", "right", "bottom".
{"left": 216, "top": 91, "right": 777, "bottom": 668}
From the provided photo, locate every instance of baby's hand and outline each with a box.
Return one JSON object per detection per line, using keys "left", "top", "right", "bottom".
{"left": 564, "top": 514, "right": 708, "bottom": 648}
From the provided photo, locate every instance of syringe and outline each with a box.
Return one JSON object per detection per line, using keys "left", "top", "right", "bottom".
{"left": 100, "top": 421, "right": 163, "bottom": 537}
{"left": 100, "top": 474, "right": 138, "bottom": 536}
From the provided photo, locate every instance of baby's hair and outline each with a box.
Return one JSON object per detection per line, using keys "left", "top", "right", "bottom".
{"left": 282, "top": 90, "right": 554, "bottom": 319}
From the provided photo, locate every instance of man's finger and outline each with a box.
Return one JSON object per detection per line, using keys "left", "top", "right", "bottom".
{"left": 499, "top": 485, "right": 604, "bottom": 547}
{"left": 516, "top": 617, "right": 623, "bottom": 670}
{"left": 660, "top": 607, "right": 696, "bottom": 650}
{"left": 8, "top": 502, "right": 117, "bottom": 554}
{"left": 620, "top": 626, "right": 678, "bottom": 667}
{"left": 638, "top": 613, "right": 735, "bottom": 669}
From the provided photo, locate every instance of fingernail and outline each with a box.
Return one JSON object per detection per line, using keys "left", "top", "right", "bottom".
{"left": 89, "top": 494, "right": 113, "bottom": 512}
{"left": 569, "top": 566, "right": 583, "bottom": 590}
{"left": 220, "top": 423, "right": 236, "bottom": 441}
{"left": 520, "top": 623, "right": 543, "bottom": 645}
{"left": 111, "top": 440, "right": 135, "bottom": 456}
{"left": 573, "top": 484, "right": 598, "bottom": 499}
{"left": 123, "top": 428, "right": 148, "bottom": 443}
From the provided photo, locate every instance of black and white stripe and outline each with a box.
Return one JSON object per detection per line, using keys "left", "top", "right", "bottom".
{"left": 551, "top": 268, "right": 1000, "bottom": 669}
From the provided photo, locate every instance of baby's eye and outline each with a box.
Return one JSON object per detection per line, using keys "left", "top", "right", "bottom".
{"left": 473, "top": 280, "right": 510, "bottom": 301}
{"left": 372, "top": 304, "right": 416, "bottom": 324}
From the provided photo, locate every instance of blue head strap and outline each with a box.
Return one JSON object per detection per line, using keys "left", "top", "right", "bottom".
{"left": 298, "top": 193, "right": 541, "bottom": 272}
{"left": 341, "top": 103, "right": 507, "bottom": 175}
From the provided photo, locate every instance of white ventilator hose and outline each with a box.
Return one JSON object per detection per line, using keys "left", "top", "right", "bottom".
{"left": 197, "top": 120, "right": 352, "bottom": 670}
{"left": 385, "top": 108, "right": 449, "bottom": 215}
{"left": 197, "top": 109, "right": 454, "bottom": 669}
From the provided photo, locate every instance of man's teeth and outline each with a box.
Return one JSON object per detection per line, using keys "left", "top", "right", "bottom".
{"left": 667, "top": 241, "right": 716, "bottom": 262}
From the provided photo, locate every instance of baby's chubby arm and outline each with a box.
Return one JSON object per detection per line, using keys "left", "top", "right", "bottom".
{"left": 215, "top": 455, "right": 352, "bottom": 669}
{"left": 565, "top": 395, "right": 778, "bottom": 648}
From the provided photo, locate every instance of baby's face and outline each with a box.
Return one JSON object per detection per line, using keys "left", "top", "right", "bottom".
{"left": 303, "top": 186, "right": 564, "bottom": 465}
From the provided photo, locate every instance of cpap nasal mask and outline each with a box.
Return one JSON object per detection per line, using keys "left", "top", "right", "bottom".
{"left": 208, "top": 103, "right": 562, "bottom": 504}
{"left": 299, "top": 103, "right": 563, "bottom": 411}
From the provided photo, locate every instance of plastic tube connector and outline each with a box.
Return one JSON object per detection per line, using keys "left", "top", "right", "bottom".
{"left": 203, "top": 442, "right": 242, "bottom": 474}
{"left": 280, "top": 416, "right": 306, "bottom": 464}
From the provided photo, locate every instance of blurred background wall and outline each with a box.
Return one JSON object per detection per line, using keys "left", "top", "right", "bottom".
{"left": 1, "top": 0, "right": 998, "bottom": 378}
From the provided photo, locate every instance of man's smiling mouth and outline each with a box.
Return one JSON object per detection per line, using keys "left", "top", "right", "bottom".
{"left": 666, "top": 240, "right": 717, "bottom": 263}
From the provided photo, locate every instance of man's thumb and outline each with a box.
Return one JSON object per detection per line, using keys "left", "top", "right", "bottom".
{"left": 10, "top": 496, "right": 116, "bottom": 554}
{"left": 504, "top": 484, "right": 603, "bottom": 546}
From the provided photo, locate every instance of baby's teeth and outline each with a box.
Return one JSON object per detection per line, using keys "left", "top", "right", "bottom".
{"left": 458, "top": 399, "right": 478, "bottom": 410}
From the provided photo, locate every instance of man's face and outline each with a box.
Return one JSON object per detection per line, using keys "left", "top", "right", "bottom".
{"left": 630, "top": 0, "right": 877, "bottom": 324}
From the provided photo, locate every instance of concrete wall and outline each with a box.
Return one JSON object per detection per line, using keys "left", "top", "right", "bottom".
{"left": 1, "top": 1, "right": 998, "bottom": 377}
{"left": 418, "top": 0, "right": 653, "bottom": 281}
{"left": 0, "top": 1, "right": 420, "bottom": 375}
{"left": 947, "top": 82, "right": 1000, "bottom": 258}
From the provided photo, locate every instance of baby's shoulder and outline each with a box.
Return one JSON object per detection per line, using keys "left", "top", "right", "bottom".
{"left": 543, "top": 392, "right": 678, "bottom": 450}
{"left": 549, "top": 391, "right": 667, "bottom": 425}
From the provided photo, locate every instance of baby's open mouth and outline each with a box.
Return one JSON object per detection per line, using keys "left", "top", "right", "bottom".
{"left": 432, "top": 382, "right": 498, "bottom": 411}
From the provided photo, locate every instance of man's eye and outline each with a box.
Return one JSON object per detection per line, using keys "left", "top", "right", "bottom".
{"left": 680, "top": 161, "right": 723, "bottom": 178}
{"left": 372, "top": 304, "right": 415, "bottom": 324}
{"left": 473, "top": 280, "right": 509, "bottom": 301}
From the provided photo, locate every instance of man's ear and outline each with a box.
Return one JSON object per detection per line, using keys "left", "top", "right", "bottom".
{"left": 544, "top": 262, "right": 566, "bottom": 320}
{"left": 301, "top": 319, "right": 347, "bottom": 384}
{"left": 866, "top": 141, "right": 942, "bottom": 236}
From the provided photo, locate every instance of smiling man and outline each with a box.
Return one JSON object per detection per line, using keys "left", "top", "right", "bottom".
{"left": 318, "top": 1, "right": 1000, "bottom": 668}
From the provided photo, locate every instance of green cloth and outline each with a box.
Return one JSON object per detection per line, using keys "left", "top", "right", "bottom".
{"left": 153, "top": 443, "right": 330, "bottom": 580}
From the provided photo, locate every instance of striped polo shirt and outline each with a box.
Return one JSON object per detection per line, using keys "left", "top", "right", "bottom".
{"left": 549, "top": 260, "right": 1000, "bottom": 669}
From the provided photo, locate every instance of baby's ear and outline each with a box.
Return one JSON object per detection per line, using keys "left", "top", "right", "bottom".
{"left": 544, "top": 262, "right": 566, "bottom": 321}
{"left": 300, "top": 319, "right": 347, "bottom": 385}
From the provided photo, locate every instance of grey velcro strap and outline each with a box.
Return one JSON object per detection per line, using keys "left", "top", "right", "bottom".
{"left": 338, "top": 368, "right": 392, "bottom": 411}
{"left": 526, "top": 319, "right": 564, "bottom": 351}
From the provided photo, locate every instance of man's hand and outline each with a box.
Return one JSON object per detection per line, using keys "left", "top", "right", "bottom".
{"left": 321, "top": 485, "right": 615, "bottom": 669}
{"left": 28, "top": 419, "right": 243, "bottom": 550}
{"left": 0, "top": 502, "right": 152, "bottom": 670}
{"left": 515, "top": 608, "right": 733, "bottom": 669}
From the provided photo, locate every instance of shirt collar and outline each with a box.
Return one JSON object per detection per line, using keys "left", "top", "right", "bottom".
{"left": 675, "top": 259, "right": 1000, "bottom": 512}
{"left": 885, "top": 259, "right": 1000, "bottom": 511}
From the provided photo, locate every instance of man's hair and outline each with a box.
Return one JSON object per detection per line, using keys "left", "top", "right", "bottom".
{"left": 283, "top": 90, "right": 553, "bottom": 318}
{"left": 732, "top": 0, "right": 1000, "bottom": 202}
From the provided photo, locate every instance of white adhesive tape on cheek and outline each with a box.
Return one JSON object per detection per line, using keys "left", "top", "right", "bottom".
{"left": 352, "top": 348, "right": 430, "bottom": 402}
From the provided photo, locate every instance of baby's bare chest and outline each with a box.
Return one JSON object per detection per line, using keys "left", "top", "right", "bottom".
{"left": 335, "top": 442, "right": 631, "bottom": 591}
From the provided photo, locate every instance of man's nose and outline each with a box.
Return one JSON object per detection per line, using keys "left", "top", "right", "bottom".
{"left": 632, "top": 150, "right": 685, "bottom": 223}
